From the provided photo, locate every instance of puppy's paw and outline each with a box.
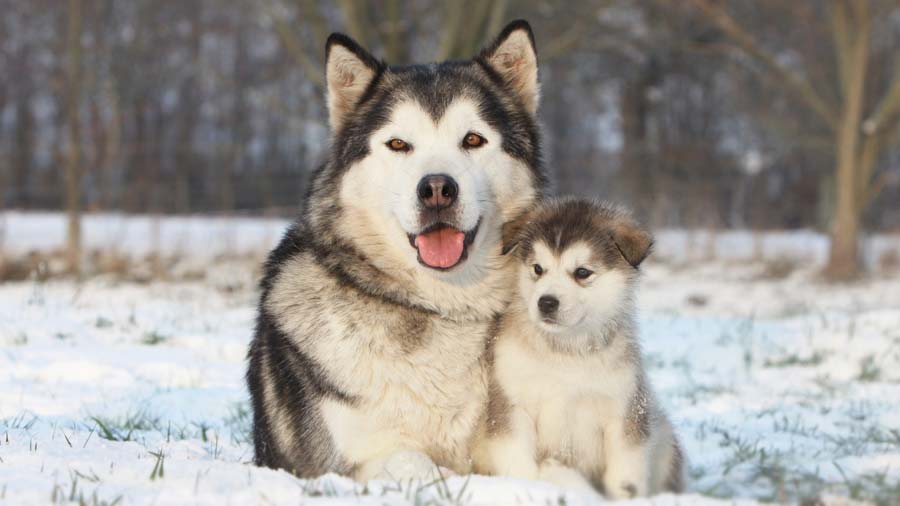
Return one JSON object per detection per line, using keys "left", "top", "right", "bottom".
{"left": 538, "top": 460, "right": 600, "bottom": 499}
{"left": 603, "top": 477, "right": 646, "bottom": 499}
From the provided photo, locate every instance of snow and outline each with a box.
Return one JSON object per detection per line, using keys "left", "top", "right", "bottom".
{"left": 0, "top": 211, "right": 286, "bottom": 259}
{"left": 1, "top": 212, "right": 900, "bottom": 505}
{"left": 4, "top": 211, "right": 898, "bottom": 268}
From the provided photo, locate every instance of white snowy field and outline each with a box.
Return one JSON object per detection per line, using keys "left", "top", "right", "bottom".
{"left": 1, "top": 212, "right": 900, "bottom": 505}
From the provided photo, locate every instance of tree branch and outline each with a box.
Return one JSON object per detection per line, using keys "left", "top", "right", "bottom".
{"left": 435, "top": 0, "right": 467, "bottom": 61}
{"left": 863, "top": 68, "right": 900, "bottom": 135}
{"left": 336, "top": 0, "right": 373, "bottom": 50}
{"left": 485, "top": 0, "right": 510, "bottom": 40}
{"left": 682, "top": 0, "right": 839, "bottom": 130}
{"left": 296, "top": 0, "right": 328, "bottom": 49}
{"left": 859, "top": 115, "right": 900, "bottom": 207}
{"left": 260, "top": 0, "right": 324, "bottom": 91}
{"left": 830, "top": 0, "right": 852, "bottom": 99}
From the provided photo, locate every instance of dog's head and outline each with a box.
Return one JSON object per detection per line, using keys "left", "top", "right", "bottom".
{"left": 310, "top": 21, "right": 545, "bottom": 283}
{"left": 509, "top": 198, "right": 653, "bottom": 349}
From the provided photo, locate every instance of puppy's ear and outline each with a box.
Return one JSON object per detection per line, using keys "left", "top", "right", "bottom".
{"left": 501, "top": 209, "right": 534, "bottom": 256}
{"left": 479, "top": 20, "right": 539, "bottom": 114}
{"left": 611, "top": 220, "right": 653, "bottom": 268}
{"left": 325, "top": 33, "right": 382, "bottom": 132}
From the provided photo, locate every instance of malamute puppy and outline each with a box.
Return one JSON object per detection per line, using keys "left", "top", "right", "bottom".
{"left": 474, "top": 198, "right": 684, "bottom": 498}
{"left": 246, "top": 21, "right": 546, "bottom": 481}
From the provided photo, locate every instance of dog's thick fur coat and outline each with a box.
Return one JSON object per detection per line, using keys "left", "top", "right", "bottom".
{"left": 473, "top": 198, "right": 685, "bottom": 498}
{"left": 246, "top": 21, "right": 545, "bottom": 481}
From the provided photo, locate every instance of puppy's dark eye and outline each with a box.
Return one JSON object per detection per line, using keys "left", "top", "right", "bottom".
{"left": 533, "top": 264, "right": 544, "bottom": 276}
{"left": 462, "top": 132, "right": 486, "bottom": 149}
{"left": 574, "top": 267, "right": 593, "bottom": 280}
{"left": 386, "top": 138, "right": 411, "bottom": 152}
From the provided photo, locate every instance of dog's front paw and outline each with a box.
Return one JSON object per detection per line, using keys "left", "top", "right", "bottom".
{"left": 603, "top": 477, "right": 647, "bottom": 500}
{"left": 373, "top": 450, "right": 442, "bottom": 482}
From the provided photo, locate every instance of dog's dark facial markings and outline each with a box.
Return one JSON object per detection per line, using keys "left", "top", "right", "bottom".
{"left": 315, "top": 21, "right": 544, "bottom": 198}
{"left": 303, "top": 20, "right": 545, "bottom": 279}
{"left": 511, "top": 197, "right": 653, "bottom": 271}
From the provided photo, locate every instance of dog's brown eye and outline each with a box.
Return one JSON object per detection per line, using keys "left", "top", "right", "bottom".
{"left": 533, "top": 264, "right": 543, "bottom": 276}
{"left": 574, "top": 267, "right": 593, "bottom": 280}
{"left": 462, "top": 132, "right": 486, "bottom": 149}
{"left": 386, "top": 138, "right": 411, "bottom": 152}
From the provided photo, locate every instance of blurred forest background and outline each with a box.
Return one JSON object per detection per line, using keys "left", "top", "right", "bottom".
{"left": 1, "top": 0, "right": 899, "bottom": 278}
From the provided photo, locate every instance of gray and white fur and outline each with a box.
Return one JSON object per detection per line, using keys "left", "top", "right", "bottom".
{"left": 246, "top": 21, "right": 546, "bottom": 481}
{"left": 473, "top": 197, "right": 685, "bottom": 498}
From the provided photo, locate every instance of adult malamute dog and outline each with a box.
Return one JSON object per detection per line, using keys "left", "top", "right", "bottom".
{"left": 246, "top": 20, "right": 546, "bottom": 481}
{"left": 474, "top": 198, "right": 684, "bottom": 498}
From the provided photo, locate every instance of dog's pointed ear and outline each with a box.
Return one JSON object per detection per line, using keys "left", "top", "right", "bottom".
{"left": 325, "top": 33, "right": 381, "bottom": 132}
{"left": 611, "top": 220, "right": 653, "bottom": 269}
{"left": 479, "top": 20, "right": 539, "bottom": 114}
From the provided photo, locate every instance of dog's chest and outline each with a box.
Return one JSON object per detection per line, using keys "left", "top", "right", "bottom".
{"left": 268, "top": 255, "right": 494, "bottom": 468}
{"left": 494, "top": 337, "right": 635, "bottom": 465}
{"left": 319, "top": 300, "right": 489, "bottom": 390}
{"left": 320, "top": 312, "right": 491, "bottom": 469}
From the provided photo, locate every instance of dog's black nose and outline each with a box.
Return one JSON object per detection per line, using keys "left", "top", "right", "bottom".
{"left": 417, "top": 174, "right": 458, "bottom": 210}
{"left": 538, "top": 295, "right": 559, "bottom": 315}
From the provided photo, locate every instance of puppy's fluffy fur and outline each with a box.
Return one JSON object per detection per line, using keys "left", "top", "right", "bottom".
{"left": 474, "top": 197, "right": 684, "bottom": 498}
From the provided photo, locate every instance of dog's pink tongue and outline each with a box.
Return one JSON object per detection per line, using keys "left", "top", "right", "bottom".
{"left": 415, "top": 227, "right": 465, "bottom": 268}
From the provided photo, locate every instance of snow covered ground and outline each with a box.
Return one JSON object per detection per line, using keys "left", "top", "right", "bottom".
{"left": 1, "top": 212, "right": 899, "bottom": 505}
{"left": 3, "top": 211, "right": 899, "bottom": 267}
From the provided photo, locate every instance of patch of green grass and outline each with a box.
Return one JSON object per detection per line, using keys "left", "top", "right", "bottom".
{"left": 88, "top": 412, "right": 161, "bottom": 442}
{"left": 140, "top": 331, "right": 168, "bottom": 346}
{"left": 857, "top": 355, "right": 882, "bottom": 382}
{"left": 94, "top": 317, "right": 114, "bottom": 329}
{"left": 826, "top": 422, "right": 900, "bottom": 457}
{"left": 712, "top": 427, "right": 764, "bottom": 476}
{"left": 50, "top": 472, "right": 123, "bottom": 506}
{"left": 832, "top": 462, "right": 900, "bottom": 506}
{"left": 764, "top": 351, "right": 826, "bottom": 368}
{"left": 148, "top": 449, "right": 165, "bottom": 480}
{"left": 681, "top": 383, "right": 736, "bottom": 405}
{"left": 771, "top": 414, "right": 821, "bottom": 438}
{"left": 223, "top": 401, "right": 252, "bottom": 445}
{"left": 2, "top": 413, "right": 38, "bottom": 430}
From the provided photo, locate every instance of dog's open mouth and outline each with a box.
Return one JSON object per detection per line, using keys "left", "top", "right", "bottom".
{"left": 407, "top": 222, "right": 479, "bottom": 270}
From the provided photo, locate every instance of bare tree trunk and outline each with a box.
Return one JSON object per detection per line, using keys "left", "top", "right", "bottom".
{"left": 825, "top": 0, "right": 869, "bottom": 280}
{"left": 435, "top": 0, "right": 466, "bottom": 60}
{"left": 13, "top": 91, "right": 34, "bottom": 208}
{"left": 128, "top": 98, "right": 151, "bottom": 212}
{"left": 64, "top": 0, "right": 83, "bottom": 275}
{"left": 223, "top": 21, "right": 249, "bottom": 213}
{"left": 681, "top": 0, "right": 900, "bottom": 280}
{"left": 336, "top": 0, "right": 373, "bottom": 49}
{"left": 619, "top": 58, "right": 660, "bottom": 224}
{"left": 175, "top": 9, "right": 201, "bottom": 214}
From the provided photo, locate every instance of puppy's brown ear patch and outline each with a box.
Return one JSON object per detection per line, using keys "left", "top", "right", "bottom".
{"left": 501, "top": 206, "right": 538, "bottom": 256}
{"left": 611, "top": 221, "right": 653, "bottom": 268}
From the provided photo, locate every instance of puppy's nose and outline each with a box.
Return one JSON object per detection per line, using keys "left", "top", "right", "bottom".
{"left": 538, "top": 295, "right": 559, "bottom": 315}
{"left": 417, "top": 174, "right": 458, "bottom": 210}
